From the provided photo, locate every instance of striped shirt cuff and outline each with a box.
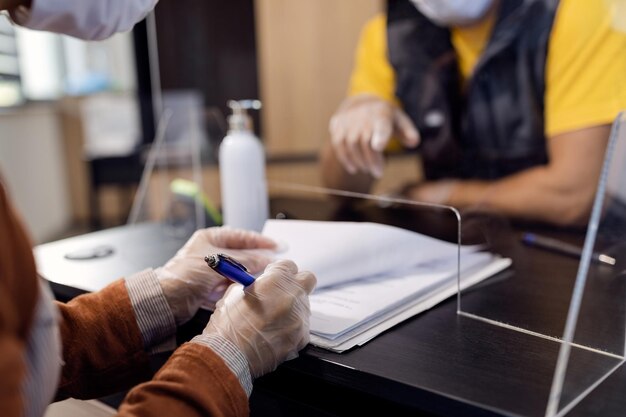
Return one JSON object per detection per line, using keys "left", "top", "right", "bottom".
{"left": 191, "top": 334, "right": 253, "bottom": 397}
{"left": 125, "top": 269, "right": 177, "bottom": 350}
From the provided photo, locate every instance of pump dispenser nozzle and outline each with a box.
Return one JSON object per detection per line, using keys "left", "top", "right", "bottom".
{"left": 227, "top": 100, "right": 262, "bottom": 132}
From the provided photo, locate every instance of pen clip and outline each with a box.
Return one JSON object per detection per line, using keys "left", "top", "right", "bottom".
{"left": 215, "top": 253, "right": 249, "bottom": 272}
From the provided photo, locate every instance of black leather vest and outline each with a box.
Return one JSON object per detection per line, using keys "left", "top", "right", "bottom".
{"left": 387, "top": 0, "right": 558, "bottom": 179}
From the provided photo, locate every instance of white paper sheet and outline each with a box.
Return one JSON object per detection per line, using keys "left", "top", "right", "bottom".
{"left": 262, "top": 219, "right": 511, "bottom": 353}
{"left": 310, "top": 252, "right": 493, "bottom": 338}
{"left": 311, "top": 257, "right": 512, "bottom": 352}
{"left": 263, "top": 219, "right": 478, "bottom": 289}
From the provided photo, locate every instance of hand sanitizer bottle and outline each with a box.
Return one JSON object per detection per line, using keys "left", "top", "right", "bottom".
{"left": 219, "top": 100, "right": 268, "bottom": 232}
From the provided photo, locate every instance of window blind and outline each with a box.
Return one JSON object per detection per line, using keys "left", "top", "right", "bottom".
{"left": 0, "top": 14, "right": 23, "bottom": 106}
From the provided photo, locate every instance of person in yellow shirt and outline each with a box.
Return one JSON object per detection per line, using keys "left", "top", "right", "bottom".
{"left": 321, "top": 0, "right": 626, "bottom": 226}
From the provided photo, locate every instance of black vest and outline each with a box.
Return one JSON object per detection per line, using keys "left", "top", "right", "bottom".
{"left": 387, "top": 0, "right": 559, "bottom": 180}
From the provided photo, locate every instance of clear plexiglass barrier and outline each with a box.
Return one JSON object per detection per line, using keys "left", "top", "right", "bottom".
{"left": 128, "top": 104, "right": 218, "bottom": 235}
{"left": 130, "top": 141, "right": 468, "bottom": 352}
{"left": 266, "top": 182, "right": 467, "bottom": 353}
{"left": 123, "top": 101, "right": 220, "bottom": 270}
{"left": 546, "top": 112, "right": 626, "bottom": 416}
{"left": 126, "top": 108, "right": 466, "bottom": 355}
{"left": 456, "top": 112, "right": 626, "bottom": 416}
{"left": 128, "top": 104, "right": 626, "bottom": 415}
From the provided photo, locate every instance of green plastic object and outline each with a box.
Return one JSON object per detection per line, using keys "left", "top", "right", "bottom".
{"left": 170, "top": 178, "right": 223, "bottom": 225}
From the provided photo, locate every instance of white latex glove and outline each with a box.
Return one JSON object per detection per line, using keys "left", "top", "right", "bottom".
{"left": 203, "top": 260, "right": 316, "bottom": 379}
{"left": 158, "top": 227, "right": 277, "bottom": 325}
{"left": 9, "top": 0, "right": 158, "bottom": 41}
{"left": 329, "top": 94, "right": 420, "bottom": 178}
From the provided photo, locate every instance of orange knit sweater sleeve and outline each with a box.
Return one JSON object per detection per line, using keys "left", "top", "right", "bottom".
{"left": 0, "top": 180, "right": 247, "bottom": 416}
{"left": 0, "top": 181, "right": 38, "bottom": 417}
{"left": 56, "top": 281, "right": 248, "bottom": 417}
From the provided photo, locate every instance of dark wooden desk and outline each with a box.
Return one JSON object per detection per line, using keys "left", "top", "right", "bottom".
{"left": 37, "top": 197, "right": 626, "bottom": 417}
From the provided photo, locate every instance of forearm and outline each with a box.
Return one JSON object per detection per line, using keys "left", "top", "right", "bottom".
{"left": 56, "top": 271, "right": 253, "bottom": 403}
{"left": 128, "top": 271, "right": 253, "bottom": 395}
{"left": 444, "top": 125, "right": 610, "bottom": 225}
{"left": 320, "top": 144, "right": 375, "bottom": 193}
{"left": 447, "top": 166, "right": 596, "bottom": 225}
{"left": 55, "top": 271, "right": 178, "bottom": 399}
{"left": 117, "top": 343, "right": 248, "bottom": 417}
{"left": 56, "top": 280, "right": 153, "bottom": 400}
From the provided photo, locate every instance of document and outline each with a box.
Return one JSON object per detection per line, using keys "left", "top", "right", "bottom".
{"left": 263, "top": 219, "right": 511, "bottom": 352}
{"left": 263, "top": 219, "right": 480, "bottom": 288}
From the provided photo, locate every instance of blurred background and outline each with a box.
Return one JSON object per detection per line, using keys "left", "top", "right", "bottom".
{"left": 0, "top": 0, "right": 422, "bottom": 243}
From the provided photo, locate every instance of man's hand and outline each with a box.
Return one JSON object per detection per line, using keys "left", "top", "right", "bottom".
{"left": 329, "top": 94, "right": 420, "bottom": 178}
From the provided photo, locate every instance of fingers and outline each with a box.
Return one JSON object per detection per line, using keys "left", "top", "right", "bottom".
{"left": 212, "top": 227, "right": 277, "bottom": 250}
{"left": 328, "top": 98, "right": 420, "bottom": 182}
{"left": 370, "top": 116, "right": 393, "bottom": 152}
{"left": 368, "top": 116, "right": 394, "bottom": 178}
{"left": 294, "top": 270, "right": 316, "bottom": 295}
{"left": 330, "top": 115, "right": 357, "bottom": 175}
{"left": 360, "top": 137, "right": 384, "bottom": 179}
{"left": 344, "top": 125, "right": 369, "bottom": 173}
{"left": 329, "top": 96, "right": 399, "bottom": 179}
{"left": 208, "top": 258, "right": 314, "bottom": 379}
{"left": 248, "top": 260, "right": 316, "bottom": 296}
{"left": 263, "top": 259, "right": 298, "bottom": 276}
{"left": 330, "top": 111, "right": 386, "bottom": 178}
{"left": 393, "top": 108, "right": 420, "bottom": 148}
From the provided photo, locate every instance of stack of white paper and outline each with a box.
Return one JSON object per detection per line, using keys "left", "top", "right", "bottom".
{"left": 263, "top": 219, "right": 511, "bottom": 352}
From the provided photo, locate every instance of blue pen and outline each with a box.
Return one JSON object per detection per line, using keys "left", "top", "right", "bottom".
{"left": 205, "top": 253, "right": 256, "bottom": 286}
{"left": 522, "top": 232, "right": 616, "bottom": 266}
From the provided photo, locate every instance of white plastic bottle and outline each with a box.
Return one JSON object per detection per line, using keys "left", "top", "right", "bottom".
{"left": 219, "top": 100, "right": 269, "bottom": 232}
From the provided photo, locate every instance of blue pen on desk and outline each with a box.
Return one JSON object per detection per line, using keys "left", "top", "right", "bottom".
{"left": 522, "top": 233, "right": 616, "bottom": 266}
{"left": 205, "top": 253, "right": 256, "bottom": 286}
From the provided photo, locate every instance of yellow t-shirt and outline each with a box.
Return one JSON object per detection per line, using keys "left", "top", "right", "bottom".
{"left": 348, "top": 0, "right": 626, "bottom": 137}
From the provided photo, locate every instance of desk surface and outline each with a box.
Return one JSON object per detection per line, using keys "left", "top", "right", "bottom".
{"left": 36, "top": 196, "right": 626, "bottom": 417}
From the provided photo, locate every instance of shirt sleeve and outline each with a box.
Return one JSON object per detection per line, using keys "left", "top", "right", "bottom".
{"left": 544, "top": 0, "right": 626, "bottom": 136}
{"left": 125, "top": 269, "right": 253, "bottom": 396}
{"left": 124, "top": 269, "right": 177, "bottom": 353}
{"left": 348, "top": 14, "right": 398, "bottom": 104}
{"left": 191, "top": 334, "right": 253, "bottom": 397}
{"left": 55, "top": 280, "right": 153, "bottom": 400}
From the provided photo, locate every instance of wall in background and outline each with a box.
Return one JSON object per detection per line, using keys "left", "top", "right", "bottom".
{"left": 148, "top": 0, "right": 383, "bottom": 158}
{"left": 153, "top": 0, "right": 260, "bottom": 147}
{"left": 0, "top": 104, "right": 71, "bottom": 243}
{"left": 0, "top": 1, "right": 390, "bottom": 238}
{"left": 255, "top": 0, "right": 383, "bottom": 156}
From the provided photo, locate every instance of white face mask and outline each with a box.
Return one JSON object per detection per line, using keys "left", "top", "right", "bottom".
{"left": 13, "top": 0, "right": 159, "bottom": 40}
{"left": 410, "top": 0, "right": 495, "bottom": 27}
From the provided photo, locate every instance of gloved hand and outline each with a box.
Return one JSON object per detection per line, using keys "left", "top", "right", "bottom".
{"left": 202, "top": 260, "right": 316, "bottom": 378}
{"left": 157, "top": 227, "right": 277, "bottom": 325}
{"left": 329, "top": 93, "right": 420, "bottom": 178}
